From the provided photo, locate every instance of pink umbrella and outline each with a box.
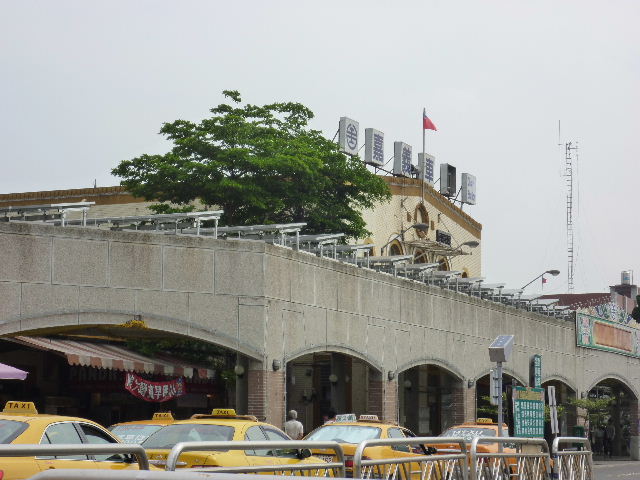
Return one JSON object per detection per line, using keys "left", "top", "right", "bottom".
{"left": 0, "top": 362, "right": 28, "bottom": 380}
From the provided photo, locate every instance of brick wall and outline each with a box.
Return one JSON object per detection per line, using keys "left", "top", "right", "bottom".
{"left": 247, "top": 367, "right": 286, "bottom": 426}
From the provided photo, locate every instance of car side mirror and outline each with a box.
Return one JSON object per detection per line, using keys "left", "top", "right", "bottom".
{"left": 297, "top": 448, "right": 312, "bottom": 459}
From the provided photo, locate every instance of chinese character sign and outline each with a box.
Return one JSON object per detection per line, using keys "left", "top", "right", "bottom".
{"left": 364, "top": 128, "right": 384, "bottom": 166}
{"left": 394, "top": 142, "right": 412, "bottom": 177}
{"left": 339, "top": 117, "right": 359, "bottom": 156}
{"left": 513, "top": 386, "right": 545, "bottom": 438}
{"left": 418, "top": 153, "right": 435, "bottom": 185}
{"left": 125, "top": 372, "right": 186, "bottom": 402}
{"left": 461, "top": 173, "right": 476, "bottom": 205}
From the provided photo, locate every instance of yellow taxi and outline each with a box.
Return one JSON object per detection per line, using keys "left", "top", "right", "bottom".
{"left": 0, "top": 401, "right": 146, "bottom": 480}
{"left": 436, "top": 418, "right": 515, "bottom": 455}
{"left": 142, "top": 408, "right": 326, "bottom": 471}
{"left": 109, "top": 412, "right": 176, "bottom": 444}
{"left": 304, "top": 414, "right": 434, "bottom": 478}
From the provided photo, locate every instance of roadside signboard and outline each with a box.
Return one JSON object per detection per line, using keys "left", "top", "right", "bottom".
{"left": 530, "top": 354, "right": 542, "bottom": 388}
{"left": 513, "top": 386, "right": 545, "bottom": 438}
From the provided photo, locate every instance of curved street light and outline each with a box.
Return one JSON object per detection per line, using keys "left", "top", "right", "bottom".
{"left": 521, "top": 269, "right": 560, "bottom": 290}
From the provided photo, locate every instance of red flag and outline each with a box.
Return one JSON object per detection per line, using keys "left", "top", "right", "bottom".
{"left": 423, "top": 108, "right": 437, "bottom": 131}
{"left": 542, "top": 277, "right": 547, "bottom": 285}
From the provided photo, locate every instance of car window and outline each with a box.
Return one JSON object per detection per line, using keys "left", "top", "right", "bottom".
{"left": 305, "top": 425, "right": 382, "bottom": 444}
{"left": 111, "top": 424, "right": 163, "bottom": 444}
{"left": 143, "top": 424, "right": 234, "bottom": 450}
{"left": 40, "top": 422, "right": 87, "bottom": 460}
{"left": 263, "top": 427, "right": 297, "bottom": 458}
{"left": 388, "top": 427, "right": 409, "bottom": 452}
{"left": 0, "top": 419, "right": 28, "bottom": 443}
{"left": 244, "top": 425, "right": 269, "bottom": 456}
{"left": 79, "top": 424, "right": 123, "bottom": 462}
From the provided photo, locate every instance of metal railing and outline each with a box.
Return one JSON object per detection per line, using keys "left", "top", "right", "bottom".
{"left": 0, "top": 443, "right": 150, "bottom": 470}
{"left": 551, "top": 437, "right": 593, "bottom": 480}
{"left": 165, "top": 440, "right": 345, "bottom": 477}
{"left": 30, "top": 471, "right": 319, "bottom": 480}
{"left": 353, "top": 437, "right": 469, "bottom": 480}
{"left": 470, "top": 437, "right": 550, "bottom": 480}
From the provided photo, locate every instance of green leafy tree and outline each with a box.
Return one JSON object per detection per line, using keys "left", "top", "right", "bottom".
{"left": 112, "top": 90, "right": 391, "bottom": 239}
{"left": 568, "top": 396, "right": 615, "bottom": 433}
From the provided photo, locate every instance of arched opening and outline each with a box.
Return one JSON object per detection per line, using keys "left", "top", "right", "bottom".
{"left": 286, "top": 352, "right": 380, "bottom": 434}
{"left": 414, "top": 205, "right": 429, "bottom": 239}
{"left": 541, "top": 379, "right": 577, "bottom": 443}
{"left": 587, "top": 378, "right": 638, "bottom": 458}
{"left": 475, "top": 372, "right": 523, "bottom": 435}
{"left": 413, "top": 248, "right": 430, "bottom": 264}
{"left": 398, "top": 364, "right": 463, "bottom": 435}
{"left": 436, "top": 256, "right": 450, "bottom": 271}
{"left": 389, "top": 241, "right": 403, "bottom": 256}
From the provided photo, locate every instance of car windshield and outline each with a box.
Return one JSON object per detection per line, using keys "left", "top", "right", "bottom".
{"left": 440, "top": 427, "right": 498, "bottom": 442}
{"left": 0, "top": 419, "right": 28, "bottom": 443}
{"left": 142, "top": 423, "right": 234, "bottom": 449}
{"left": 111, "top": 424, "right": 164, "bottom": 444}
{"left": 306, "top": 425, "right": 381, "bottom": 444}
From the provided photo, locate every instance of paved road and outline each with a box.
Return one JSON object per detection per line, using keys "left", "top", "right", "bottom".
{"left": 593, "top": 460, "right": 640, "bottom": 479}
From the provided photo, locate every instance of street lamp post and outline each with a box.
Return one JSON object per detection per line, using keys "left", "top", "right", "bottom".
{"left": 380, "top": 223, "right": 429, "bottom": 256}
{"left": 521, "top": 269, "right": 560, "bottom": 291}
{"left": 489, "top": 335, "right": 514, "bottom": 453}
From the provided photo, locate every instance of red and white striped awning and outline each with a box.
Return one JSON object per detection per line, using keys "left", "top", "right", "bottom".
{"left": 12, "top": 336, "right": 214, "bottom": 379}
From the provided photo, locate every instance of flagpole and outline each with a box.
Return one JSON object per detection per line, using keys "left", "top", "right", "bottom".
{"left": 421, "top": 108, "right": 426, "bottom": 204}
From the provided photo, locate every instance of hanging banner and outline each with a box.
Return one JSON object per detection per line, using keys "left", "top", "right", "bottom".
{"left": 125, "top": 372, "right": 186, "bottom": 402}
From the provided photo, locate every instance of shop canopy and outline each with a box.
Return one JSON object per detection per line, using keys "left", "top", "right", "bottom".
{"left": 0, "top": 362, "right": 28, "bottom": 380}
{"left": 11, "top": 336, "right": 214, "bottom": 379}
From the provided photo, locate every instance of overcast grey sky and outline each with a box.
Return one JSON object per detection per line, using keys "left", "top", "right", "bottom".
{"left": 1, "top": 1, "right": 638, "bottom": 294}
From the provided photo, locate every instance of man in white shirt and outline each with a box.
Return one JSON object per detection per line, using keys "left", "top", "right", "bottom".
{"left": 284, "top": 409, "right": 304, "bottom": 440}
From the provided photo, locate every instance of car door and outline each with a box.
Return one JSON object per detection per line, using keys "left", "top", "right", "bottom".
{"left": 387, "top": 427, "right": 425, "bottom": 480}
{"left": 77, "top": 422, "right": 138, "bottom": 471}
{"left": 36, "top": 421, "right": 100, "bottom": 472}
{"left": 261, "top": 426, "right": 303, "bottom": 469}
{"left": 243, "top": 425, "right": 276, "bottom": 468}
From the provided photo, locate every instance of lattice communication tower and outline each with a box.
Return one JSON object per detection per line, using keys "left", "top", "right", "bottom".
{"left": 564, "top": 141, "right": 578, "bottom": 293}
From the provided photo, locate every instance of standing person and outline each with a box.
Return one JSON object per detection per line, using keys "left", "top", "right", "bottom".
{"left": 605, "top": 419, "right": 616, "bottom": 457}
{"left": 284, "top": 410, "right": 304, "bottom": 440}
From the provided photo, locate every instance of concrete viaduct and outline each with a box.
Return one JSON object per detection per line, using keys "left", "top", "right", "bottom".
{"left": 1, "top": 221, "right": 639, "bottom": 449}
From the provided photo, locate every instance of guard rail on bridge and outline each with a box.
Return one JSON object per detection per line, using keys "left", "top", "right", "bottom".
{"left": 353, "top": 436, "right": 469, "bottom": 480}
{"left": 0, "top": 443, "right": 150, "bottom": 469}
{"left": 551, "top": 437, "right": 593, "bottom": 480}
{"left": 165, "top": 440, "right": 345, "bottom": 477}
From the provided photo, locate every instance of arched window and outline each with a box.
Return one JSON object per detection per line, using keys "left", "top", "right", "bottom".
{"left": 437, "top": 256, "right": 449, "bottom": 271}
{"left": 414, "top": 249, "right": 430, "bottom": 264}
{"left": 389, "top": 241, "right": 403, "bottom": 256}
{"left": 414, "top": 205, "right": 429, "bottom": 239}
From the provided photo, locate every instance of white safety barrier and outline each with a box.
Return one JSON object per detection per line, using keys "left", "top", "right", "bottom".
{"left": 551, "top": 437, "right": 593, "bottom": 480}
{"left": 470, "top": 437, "right": 551, "bottom": 480}
{"left": 165, "top": 440, "right": 345, "bottom": 477}
{"left": 0, "top": 443, "right": 149, "bottom": 470}
{"left": 353, "top": 436, "right": 469, "bottom": 480}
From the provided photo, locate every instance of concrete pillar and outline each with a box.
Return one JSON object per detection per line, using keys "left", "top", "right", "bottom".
{"left": 449, "top": 380, "right": 469, "bottom": 426}
{"left": 368, "top": 370, "right": 383, "bottom": 419}
{"left": 383, "top": 376, "right": 399, "bottom": 424}
{"left": 464, "top": 382, "right": 477, "bottom": 423}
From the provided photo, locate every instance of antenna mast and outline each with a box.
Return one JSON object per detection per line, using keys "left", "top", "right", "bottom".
{"left": 564, "top": 141, "right": 578, "bottom": 293}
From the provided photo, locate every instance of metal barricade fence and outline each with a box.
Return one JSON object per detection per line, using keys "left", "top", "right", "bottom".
{"left": 551, "top": 437, "right": 593, "bottom": 480}
{"left": 30, "top": 471, "right": 332, "bottom": 480}
{"left": 165, "top": 440, "right": 345, "bottom": 477}
{"left": 0, "top": 443, "right": 150, "bottom": 469}
{"left": 353, "top": 437, "right": 469, "bottom": 480}
{"left": 470, "top": 437, "right": 550, "bottom": 480}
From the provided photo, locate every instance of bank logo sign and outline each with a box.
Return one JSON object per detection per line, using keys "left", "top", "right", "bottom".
{"left": 339, "top": 117, "right": 359, "bottom": 156}
{"left": 576, "top": 311, "right": 640, "bottom": 358}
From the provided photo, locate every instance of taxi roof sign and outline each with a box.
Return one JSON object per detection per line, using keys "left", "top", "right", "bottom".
{"left": 476, "top": 418, "right": 494, "bottom": 424}
{"left": 211, "top": 408, "right": 237, "bottom": 416}
{"left": 3, "top": 401, "right": 38, "bottom": 415}
{"left": 358, "top": 414, "right": 380, "bottom": 422}
{"left": 152, "top": 412, "right": 174, "bottom": 421}
{"left": 335, "top": 413, "right": 357, "bottom": 422}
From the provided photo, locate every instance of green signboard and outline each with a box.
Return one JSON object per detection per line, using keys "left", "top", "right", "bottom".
{"left": 529, "top": 354, "right": 542, "bottom": 388}
{"left": 513, "top": 386, "right": 545, "bottom": 438}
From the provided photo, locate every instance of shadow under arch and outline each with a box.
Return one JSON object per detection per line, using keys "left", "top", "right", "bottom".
{"left": 542, "top": 374, "right": 578, "bottom": 394}
{"left": 285, "top": 345, "right": 383, "bottom": 373}
{"left": 587, "top": 374, "right": 640, "bottom": 400}
{"left": 398, "top": 360, "right": 465, "bottom": 436}
{"left": 0, "top": 310, "right": 263, "bottom": 361}
{"left": 472, "top": 368, "right": 527, "bottom": 387}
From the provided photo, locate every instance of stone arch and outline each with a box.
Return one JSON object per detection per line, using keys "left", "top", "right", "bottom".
{"left": 542, "top": 374, "right": 578, "bottom": 394}
{"left": 0, "top": 310, "right": 263, "bottom": 361}
{"left": 397, "top": 360, "right": 466, "bottom": 435}
{"left": 285, "top": 345, "right": 382, "bottom": 373}
{"left": 471, "top": 368, "right": 527, "bottom": 387}
{"left": 587, "top": 374, "right": 640, "bottom": 400}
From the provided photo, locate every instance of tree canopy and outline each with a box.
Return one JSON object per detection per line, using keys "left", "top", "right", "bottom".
{"left": 112, "top": 91, "right": 391, "bottom": 239}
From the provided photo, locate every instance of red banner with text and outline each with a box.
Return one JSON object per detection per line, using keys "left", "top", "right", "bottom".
{"left": 124, "top": 372, "right": 186, "bottom": 402}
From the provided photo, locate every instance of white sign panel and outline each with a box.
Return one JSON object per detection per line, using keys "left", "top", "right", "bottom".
{"left": 461, "top": 173, "right": 477, "bottom": 205}
{"left": 339, "top": 117, "right": 359, "bottom": 156}
{"left": 364, "top": 128, "right": 384, "bottom": 166}
{"left": 393, "top": 142, "right": 412, "bottom": 177}
{"left": 418, "top": 153, "right": 435, "bottom": 185}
